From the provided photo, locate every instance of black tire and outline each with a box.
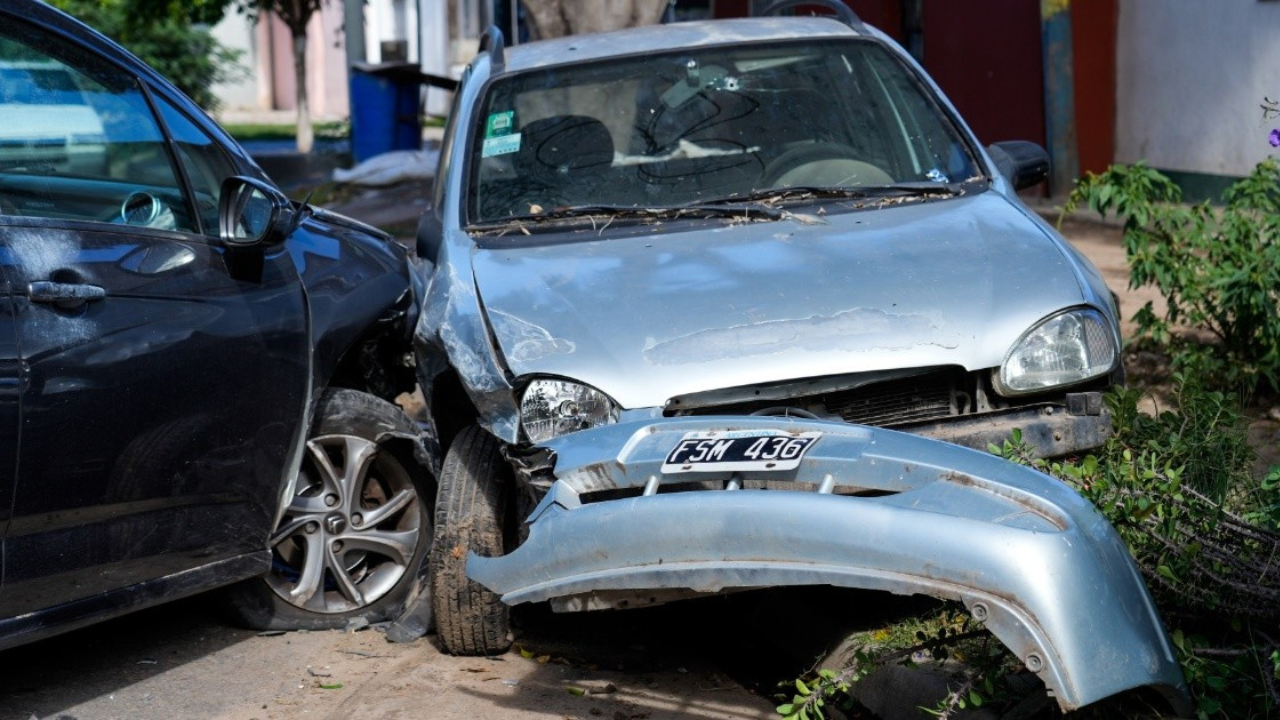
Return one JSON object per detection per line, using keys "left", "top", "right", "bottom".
{"left": 223, "top": 389, "right": 434, "bottom": 630}
{"left": 429, "top": 424, "right": 513, "bottom": 656}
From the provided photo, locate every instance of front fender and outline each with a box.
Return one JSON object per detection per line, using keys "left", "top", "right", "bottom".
{"left": 468, "top": 418, "right": 1190, "bottom": 714}
{"left": 414, "top": 232, "right": 520, "bottom": 444}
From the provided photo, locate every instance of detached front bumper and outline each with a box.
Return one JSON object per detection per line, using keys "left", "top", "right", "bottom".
{"left": 468, "top": 417, "right": 1189, "bottom": 714}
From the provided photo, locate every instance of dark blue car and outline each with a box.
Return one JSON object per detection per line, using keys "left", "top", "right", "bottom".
{"left": 0, "top": 0, "right": 433, "bottom": 649}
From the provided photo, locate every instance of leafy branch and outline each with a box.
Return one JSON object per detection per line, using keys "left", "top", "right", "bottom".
{"left": 1063, "top": 159, "right": 1280, "bottom": 401}
{"left": 778, "top": 627, "right": 993, "bottom": 720}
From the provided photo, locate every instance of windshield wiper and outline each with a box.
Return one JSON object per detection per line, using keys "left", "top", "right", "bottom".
{"left": 469, "top": 181, "right": 973, "bottom": 234}
{"left": 469, "top": 202, "right": 781, "bottom": 231}
{"left": 703, "top": 182, "right": 966, "bottom": 206}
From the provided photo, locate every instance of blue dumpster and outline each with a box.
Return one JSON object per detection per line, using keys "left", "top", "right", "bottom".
{"left": 349, "top": 62, "right": 423, "bottom": 162}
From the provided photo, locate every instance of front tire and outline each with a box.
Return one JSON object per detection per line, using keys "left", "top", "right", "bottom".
{"left": 429, "top": 424, "right": 513, "bottom": 656}
{"left": 224, "top": 389, "right": 433, "bottom": 630}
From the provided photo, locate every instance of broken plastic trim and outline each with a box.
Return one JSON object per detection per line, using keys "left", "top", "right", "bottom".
{"left": 467, "top": 417, "right": 1191, "bottom": 715}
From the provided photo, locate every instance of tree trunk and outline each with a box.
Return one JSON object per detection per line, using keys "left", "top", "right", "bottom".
{"left": 523, "top": 0, "right": 670, "bottom": 39}
{"left": 292, "top": 31, "right": 314, "bottom": 153}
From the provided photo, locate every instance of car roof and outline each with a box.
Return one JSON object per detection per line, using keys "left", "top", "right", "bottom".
{"left": 502, "top": 17, "right": 867, "bottom": 73}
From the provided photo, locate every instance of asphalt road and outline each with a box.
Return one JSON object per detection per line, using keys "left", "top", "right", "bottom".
{"left": 0, "top": 587, "right": 842, "bottom": 720}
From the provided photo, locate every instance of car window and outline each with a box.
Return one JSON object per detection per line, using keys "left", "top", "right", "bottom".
{"left": 467, "top": 39, "right": 981, "bottom": 224}
{"left": 0, "top": 26, "right": 196, "bottom": 233}
{"left": 159, "top": 98, "right": 238, "bottom": 233}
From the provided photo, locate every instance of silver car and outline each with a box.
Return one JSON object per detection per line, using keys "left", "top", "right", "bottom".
{"left": 412, "top": 4, "right": 1187, "bottom": 714}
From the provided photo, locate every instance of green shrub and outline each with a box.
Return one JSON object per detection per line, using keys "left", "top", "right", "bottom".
{"left": 1101, "top": 375, "right": 1255, "bottom": 506}
{"left": 775, "top": 606, "right": 1008, "bottom": 720}
{"left": 1064, "top": 159, "right": 1280, "bottom": 399}
{"left": 782, "top": 382, "right": 1280, "bottom": 719}
{"left": 993, "top": 382, "right": 1280, "bottom": 719}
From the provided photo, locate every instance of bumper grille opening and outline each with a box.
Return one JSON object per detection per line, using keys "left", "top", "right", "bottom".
{"left": 576, "top": 479, "right": 897, "bottom": 505}
{"left": 670, "top": 368, "right": 978, "bottom": 428}
{"left": 824, "top": 374, "right": 958, "bottom": 425}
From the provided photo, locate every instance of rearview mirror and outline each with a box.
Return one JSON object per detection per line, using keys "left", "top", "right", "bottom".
{"left": 218, "top": 176, "right": 295, "bottom": 246}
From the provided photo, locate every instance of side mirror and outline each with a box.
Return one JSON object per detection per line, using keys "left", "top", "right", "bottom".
{"left": 417, "top": 210, "right": 443, "bottom": 264}
{"left": 987, "top": 141, "right": 1050, "bottom": 191}
{"left": 218, "top": 176, "right": 295, "bottom": 246}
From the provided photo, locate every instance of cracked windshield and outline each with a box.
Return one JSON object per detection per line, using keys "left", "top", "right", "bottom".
{"left": 468, "top": 39, "right": 983, "bottom": 225}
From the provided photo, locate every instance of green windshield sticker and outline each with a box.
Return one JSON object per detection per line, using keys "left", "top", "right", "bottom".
{"left": 482, "top": 133, "right": 521, "bottom": 158}
{"left": 485, "top": 111, "right": 515, "bottom": 138}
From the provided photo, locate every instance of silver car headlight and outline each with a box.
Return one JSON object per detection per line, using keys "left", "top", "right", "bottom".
{"left": 996, "top": 309, "right": 1117, "bottom": 395}
{"left": 520, "top": 379, "right": 620, "bottom": 443}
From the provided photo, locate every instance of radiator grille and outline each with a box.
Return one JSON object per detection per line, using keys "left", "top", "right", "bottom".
{"left": 824, "top": 374, "right": 955, "bottom": 426}
{"left": 673, "top": 370, "right": 966, "bottom": 428}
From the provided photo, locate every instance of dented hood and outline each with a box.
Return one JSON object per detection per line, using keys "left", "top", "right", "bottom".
{"left": 471, "top": 192, "right": 1087, "bottom": 410}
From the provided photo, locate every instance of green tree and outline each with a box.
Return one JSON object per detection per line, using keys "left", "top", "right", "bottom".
{"left": 50, "top": 0, "right": 242, "bottom": 112}
{"left": 1065, "top": 159, "right": 1280, "bottom": 399}
{"left": 236, "top": 0, "right": 332, "bottom": 153}
{"left": 59, "top": 0, "right": 331, "bottom": 152}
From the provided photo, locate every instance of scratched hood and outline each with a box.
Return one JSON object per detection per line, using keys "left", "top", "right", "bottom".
{"left": 471, "top": 192, "right": 1090, "bottom": 410}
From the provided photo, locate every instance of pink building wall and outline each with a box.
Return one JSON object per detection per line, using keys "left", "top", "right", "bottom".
{"left": 255, "top": 4, "right": 350, "bottom": 118}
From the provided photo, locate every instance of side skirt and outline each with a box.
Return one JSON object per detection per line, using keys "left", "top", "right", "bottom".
{"left": 0, "top": 551, "right": 270, "bottom": 651}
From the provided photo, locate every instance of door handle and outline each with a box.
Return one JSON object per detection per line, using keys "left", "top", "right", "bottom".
{"left": 28, "top": 281, "right": 106, "bottom": 306}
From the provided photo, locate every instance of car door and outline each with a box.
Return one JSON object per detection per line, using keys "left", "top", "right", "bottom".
{"left": 0, "top": 20, "right": 309, "bottom": 618}
{"left": 0, "top": 260, "right": 18, "bottom": 595}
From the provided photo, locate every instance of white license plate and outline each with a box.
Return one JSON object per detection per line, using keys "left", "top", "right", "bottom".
{"left": 661, "top": 430, "right": 821, "bottom": 473}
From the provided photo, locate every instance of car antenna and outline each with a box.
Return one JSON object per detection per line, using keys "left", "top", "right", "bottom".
{"left": 288, "top": 189, "right": 316, "bottom": 235}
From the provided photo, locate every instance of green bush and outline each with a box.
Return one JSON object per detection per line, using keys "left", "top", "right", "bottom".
{"left": 1101, "top": 375, "right": 1254, "bottom": 505}
{"left": 782, "top": 382, "right": 1280, "bottom": 719}
{"left": 1064, "top": 159, "right": 1280, "bottom": 399}
{"left": 993, "top": 382, "right": 1280, "bottom": 719}
{"left": 775, "top": 606, "right": 1014, "bottom": 720}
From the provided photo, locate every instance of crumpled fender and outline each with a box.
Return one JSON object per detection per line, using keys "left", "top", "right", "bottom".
{"left": 467, "top": 418, "right": 1190, "bottom": 714}
{"left": 414, "top": 231, "right": 521, "bottom": 444}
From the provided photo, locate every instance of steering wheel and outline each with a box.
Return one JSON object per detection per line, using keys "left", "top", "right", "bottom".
{"left": 763, "top": 142, "right": 893, "bottom": 188}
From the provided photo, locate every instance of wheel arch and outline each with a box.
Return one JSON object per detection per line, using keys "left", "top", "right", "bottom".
{"left": 226, "top": 387, "right": 437, "bottom": 630}
{"left": 426, "top": 367, "right": 482, "bottom": 453}
{"left": 320, "top": 289, "right": 419, "bottom": 404}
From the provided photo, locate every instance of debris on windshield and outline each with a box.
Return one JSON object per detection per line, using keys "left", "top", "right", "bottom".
{"left": 466, "top": 202, "right": 783, "bottom": 236}
{"left": 779, "top": 210, "right": 828, "bottom": 226}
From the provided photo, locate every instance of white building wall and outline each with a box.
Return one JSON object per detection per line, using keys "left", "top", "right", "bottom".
{"left": 209, "top": 0, "right": 459, "bottom": 120}
{"left": 209, "top": 8, "right": 349, "bottom": 119}
{"left": 1116, "top": 0, "right": 1280, "bottom": 177}
{"left": 420, "top": 0, "right": 453, "bottom": 114}
{"left": 209, "top": 13, "right": 264, "bottom": 112}
{"left": 365, "top": 0, "right": 420, "bottom": 62}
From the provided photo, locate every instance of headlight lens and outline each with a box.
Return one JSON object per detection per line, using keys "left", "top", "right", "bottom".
{"left": 520, "top": 379, "right": 620, "bottom": 443}
{"left": 998, "top": 309, "right": 1117, "bottom": 395}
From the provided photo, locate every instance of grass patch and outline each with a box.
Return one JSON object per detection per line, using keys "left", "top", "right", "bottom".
{"left": 224, "top": 121, "right": 350, "bottom": 142}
